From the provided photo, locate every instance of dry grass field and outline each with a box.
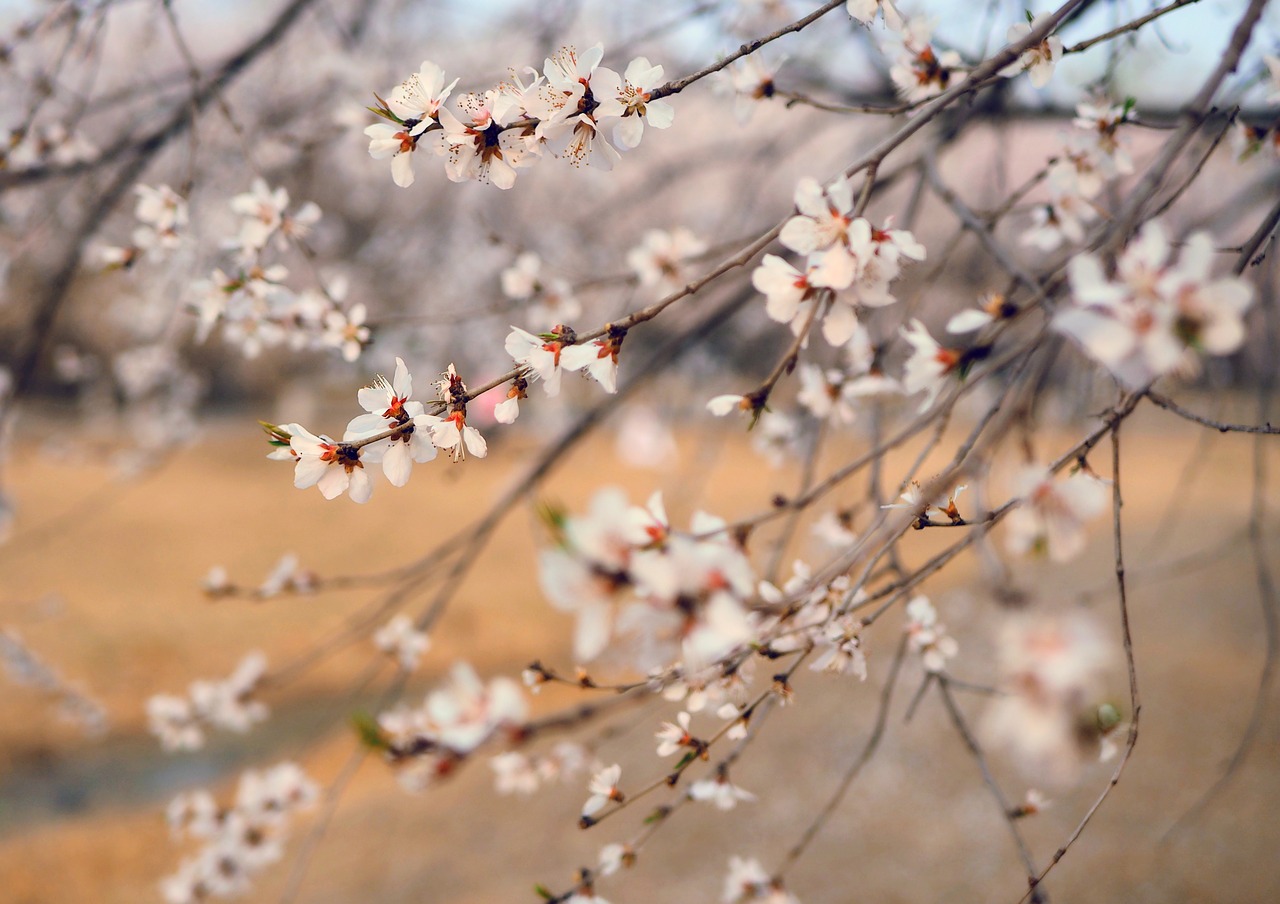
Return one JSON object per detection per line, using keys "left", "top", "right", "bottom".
{"left": 1, "top": 404, "right": 1278, "bottom": 903}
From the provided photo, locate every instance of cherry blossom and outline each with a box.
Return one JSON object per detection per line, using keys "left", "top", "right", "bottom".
{"left": 227, "top": 178, "right": 320, "bottom": 258}
{"left": 612, "top": 56, "right": 675, "bottom": 148}
{"left": 439, "top": 90, "right": 533, "bottom": 190}
{"left": 982, "top": 612, "right": 1113, "bottom": 783}
{"left": 161, "top": 762, "right": 317, "bottom": 903}
{"left": 947, "top": 292, "right": 1017, "bottom": 334}
{"left": 1005, "top": 466, "right": 1108, "bottom": 562}
{"left": 722, "top": 53, "right": 784, "bottom": 124}
{"left": 582, "top": 763, "right": 624, "bottom": 817}
{"left": 364, "top": 60, "right": 455, "bottom": 188}
{"left": 531, "top": 44, "right": 625, "bottom": 170}
{"left": 505, "top": 325, "right": 575, "bottom": 396}
{"left": 321, "top": 302, "right": 371, "bottom": 362}
{"left": 1055, "top": 221, "right": 1253, "bottom": 387}
{"left": 848, "top": 0, "right": 904, "bottom": 31}
{"left": 1000, "top": 17, "right": 1063, "bottom": 89}
{"left": 431, "top": 364, "right": 488, "bottom": 461}
{"left": 345, "top": 358, "right": 441, "bottom": 486}
{"left": 656, "top": 710, "right": 697, "bottom": 757}
{"left": 706, "top": 394, "right": 756, "bottom": 418}
{"left": 626, "top": 227, "right": 707, "bottom": 294}
{"left": 904, "top": 596, "right": 958, "bottom": 673}
{"left": 289, "top": 423, "right": 374, "bottom": 502}
{"left": 690, "top": 773, "right": 756, "bottom": 810}
{"left": 723, "top": 856, "right": 800, "bottom": 903}
{"left": 500, "top": 252, "right": 583, "bottom": 327}
{"left": 560, "top": 331, "right": 623, "bottom": 393}
{"left": 374, "top": 614, "right": 430, "bottom": 671}
{"left": 752, "top": 254, "right": 824, "bottom": 333}
{"left": 890, "top": 18, "right": 963, "bottom": 103}
{"left": 597, "top": 842, "right": 635, "bottom": 877}
{"left": 900, "top": 319, "right": 959, "bottom": 411}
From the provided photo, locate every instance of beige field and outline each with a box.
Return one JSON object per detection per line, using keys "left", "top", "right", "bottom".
{"left": 1, "top": 404, "right": 1278, "bottom": 903}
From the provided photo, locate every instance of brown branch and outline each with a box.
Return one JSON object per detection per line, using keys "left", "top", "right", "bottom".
{"left": 1063, "top": 0, "right": 1205, "bottom": 55}
{"left": 1020, "top": 417, "right": 1142, "bottom": 902}
{"left": 775, "top": 633, "right": 909, "bottom": 877}
{"left": 1146, "top": 391, "right": 1280, "bottom": 434}
{"left": 937, "top": 675, "right": 1044, "bottom": 901}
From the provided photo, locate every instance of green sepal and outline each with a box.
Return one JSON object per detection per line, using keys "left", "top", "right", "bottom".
{"left": 351, "top": 710, "right": 390, "bottom": 751}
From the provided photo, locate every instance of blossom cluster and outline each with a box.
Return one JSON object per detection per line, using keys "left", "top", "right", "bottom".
{"left": 364, "top": 46, "right": 674, "bottom": 190}
{"left": 501, "top": 251, "right": 583, "bottom": 328}
{"left": 1056, "top": 220, "right": 1254, "bottom": 387}
{"left": 186, "top": 179, "right": 366, "bottom": 361}
{"left": 147, "top": 653, "right": 269, "bottom": 752}
{"left": 501, "top": 322, "right": 624, "bottom": 421}
{"left": 490, "top": 741, "right": 593, "bottom": 796}
{"left": 1005, "top": 465, "right": 1108, "bottom": 562}
{"left": 376, "top": 662, "right": 527, "bottom": 790}
{"left": 1230, "top": 54, "right": 1280, "bottom": 161}
{"left": 161, "top": 762, "right": 318, "bottom": 903}
{"left": 101, "top": 184, "right": 189, "bottom": 268}
{"left": 267, "top": 358, "right": 487, "bottom": 503}
{"left": 981, "top": 612, "right": 1115, "bottom": 784}
{"left": 1024, "top": 100, "right": 1135, "bottom": 252}
{"left": 756, "top": 173, "right": 926, "bottom": 347}
{"left": 537, "top": 488, "right": 757, "bottom": 674}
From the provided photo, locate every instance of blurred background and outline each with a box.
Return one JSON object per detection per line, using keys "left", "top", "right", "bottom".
{"left": 1, "top": 0, "right": 1279, "bottom": 901}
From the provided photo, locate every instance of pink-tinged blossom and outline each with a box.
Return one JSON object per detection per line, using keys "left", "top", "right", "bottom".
{"left": 582, "top": 763, "right": 624, "bottom": 816}
{"left": 500, "top": 252, "right": 583, "bottom": 327}
{"left": 655, "top": 710, "right": 696, "bottom": 756}
{"left": 848, "top": 0, "right": 904, "bottom": 30}
{"left": 493, "top": 379, "right": 527, "bottom": 424}
{"left": 612, "top": 56, "right": 675, "bottom": 149}
{"left": 947, "top": 292, "right": 1016, "bottom": 334}
{"left": 900, "top": 319, "right": 960, "bottom": 411}
{"left": 148, "top": 695, "right": 204, "bottom": 752}
{"left": 438, "top": 90, "right": 534, "bottom": 190}
{"left": 490, "top": 751, "right": 541, "bottom": 796}
{"left": 161, "top": 762, "right": 317, "bottom": 903}
{"left": 1055, "top": 221, "right": 1253, "bottom": 387}
{"left": 706, "top": 394, "right": 755, "bottom": 417}
{"left": 752, "top": 254, "right": 823, "bottom": 333}
{"left": 289, "top": 424, "right": 373, "bottom": 502}
{"left": 690, "top": 774, "right": 756, "bottom": 810}
{"left": 257, "top": 552, "right": 314, "bottom": 597}
{"left": 597, "top": 842, "right": 635, "bottom": 877}
{"left": 890, "top": 18, "right": 963, "bottom": 103}
{"left": 505, "top": 325, "right": 574, "bottom": 396}
{"left": 1005, "top": 466, "right": 1108, "bottom": 562}
{"left": 387, "top": 60, "right": 458, "bottom": 123}
{"left": 560, "top": 333, "right": 622, "bottom": 393}
{"left": 982, "top": 612, "right": 1112, "bottom": 784}
{"left": 189, "top": 652, "right": 270, "bottom": 734}
{"left": 779, "top": 175, "right": 856, "bottom": 258}
{"left": 321, "top": 303, "right": 371, "bottom": 362}
{"left": 421, "top": 662, "right": 527, "bottom": 755}
{"left": 1000, "top": 18, "right": 1063, "bottom": 88}
{"left": 723, "top": 856, "right": 800, "bottom": 903}
{"left": 431, "top": 364, "right": 488, "bottom": 461}
{"left": 365, "top": 61, "right": 454, "bottom": 188}
{"left": 374, "top": 614, "right": 430, "bottom": 671}
{"left": 904, "top": 596, "right": 958, "bottom": 673}
{"left": 364, "top": 122, "right": 420, "bottom": 187}
{"left": 626, "top": 227, "right": 707, "bottom": 294}
{"left": 532, "top": 44, "right": 625, "bottom": 170}
{"left": 345, "top": 358, "right": 440, "bottom": 486}
{"left": 722, "top": 53, "right": 784, "bottom": 124}
{"left": 228, "top": 179, "right": 321, "bottom": 258}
